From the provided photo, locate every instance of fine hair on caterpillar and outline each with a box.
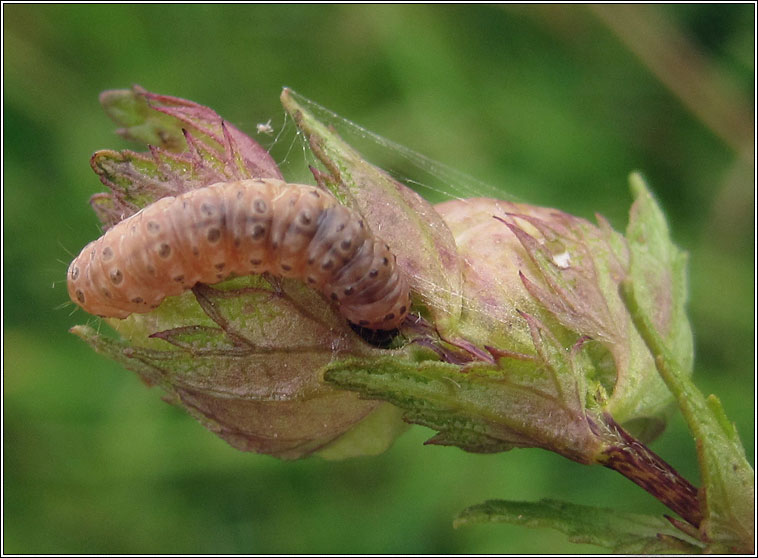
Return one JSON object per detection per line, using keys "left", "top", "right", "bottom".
{"left": 67, "top": 178, "right": 411, "bottom": 330}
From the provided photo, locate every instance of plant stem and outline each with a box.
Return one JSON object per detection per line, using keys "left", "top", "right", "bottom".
{"left": 592, "top": 412, "right": 702, "bottom": 529}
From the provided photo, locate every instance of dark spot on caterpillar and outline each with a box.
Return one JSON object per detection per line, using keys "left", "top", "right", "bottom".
{"left": 102, "top": 246, "right": 114, "bottom": 261}
{"left": 330, "top": 292, "right": 339, "bottom": 301}
{"left": 131, "top": 297, "right": 144, "bottom": 304}
{"left": 343, "top": 286, "right": 354, "bottom": 296}
{"left": 173, "top": 275, "right": 185, "bottom": 283}
{"left": 369, "top": 269, "right": 378, "bottom": 278}
{"left": 337, "top": 223, "right": 345, "bottom": 232}
{"left": 200, "top": 203, "right": 214, "bottom": 216}
{"left": 358, "top": 319, "right": 370, "bottom": 326}
{"left": 382, "top": 257, "right": 389, "bottom": 266}
{"left": 383, "top": 313, "right": 395, "bottom": 321}
{"left": 281, "top": 263, "right": 292, "bottom": 272}
{"left": 322, "top": 259, "right": 334, "bottom": 270}
{"left": 147, "top": 265, "right": 157, "bottom": 276}
{"left": 147, "top": 221, "right": 160, "bottom": 234}
{"left": 215, "top": 263, "right": 225, "bottom": 271}
{"left": 309, "top": 190, "right": 320, "bottom": 198}
{"left": 192, "top": 246, "right": 199, "bottom": 256}
{"left": 340, "top": 239, "right": 352, "bottom": 251}
{"left": 250, "top": 258, "right": 262, "bottom": 266}
{"left": 306, "top": 276, "right": 316, "bottom": 284}
{"left": 158, "top": 243, "right": 172, "bottom": 258}
{"left": 399, "top": 305, "right": 407, "bottom": 314}
{"left": 207, "top": 228, "right": 221, "bottom": 243}
{"left": 76, "top": 289, "right": 85, "bottom": 303}
{"left": 254, "top": 199, "right": 267, "bottom": 213}
{"left": 71, "top": 266, "right": 80, "bottom": 280}
{"left": 102, "top": 289, "right": 111, "bottom": 298}
{"left": 236, "top": 190, "right": 244, "bottom": 199}
{"left": 109, "top": 269, "right": 123, "bottom": 285}
{"left": 234, "top": 236, "right": 241, "bottom": 247}
{"left": 298, "top": 210, "right": 312, "bottom": 226}
{"left": 251, "top": 224, "right": 266, "bottom": 240}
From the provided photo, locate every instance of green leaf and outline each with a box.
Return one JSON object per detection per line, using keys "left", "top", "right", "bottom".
{"left": 69, "top": 273, "right": 395, "bottom": 460}
{"left": 280, "top": 88, "right": 462, "bottom": 335}
{"left": 622, "top": 173, "right": 754, "bottom": 552}
{"left": 316, "top": 403, "right": 410, "bottom": 460}
{"left": 91, "top": 86, "right": 284, "bottom": 227}
{"left": 454, "top": 499, "right": 703, "bottom": 554}
{"left": 71, "top": 323, "right": 381, "bottom": 460}
{"left": 99, "top": 87, "right": 186, "bottom": 149}
{"left": 101, "top": 86, "right": 283, "bottom": 179}
{"left": 324, "top": 342, "right": 605, "bottom": 464}
{"left": 102, "top": 275, "right": 373, "bottom": 400}
{"left": 626, "top": 172, "right": 694, "bottom": 377}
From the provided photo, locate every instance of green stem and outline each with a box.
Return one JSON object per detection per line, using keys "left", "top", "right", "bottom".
{"left": 620, "top": 279, "right": 698, "bottom": 415}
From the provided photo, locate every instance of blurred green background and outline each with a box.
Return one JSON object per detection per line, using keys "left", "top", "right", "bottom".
{"left": 3, "top": 4, "right": 754, "bottom": 554}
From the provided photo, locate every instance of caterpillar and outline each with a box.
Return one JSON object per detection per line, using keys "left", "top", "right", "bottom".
{"left": 67, "top": 178, "right": 411, "bottom": 330}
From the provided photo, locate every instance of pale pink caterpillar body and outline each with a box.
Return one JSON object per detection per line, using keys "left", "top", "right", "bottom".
{"left": 67, "top": 178, "right": 411, "bottom": 330}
